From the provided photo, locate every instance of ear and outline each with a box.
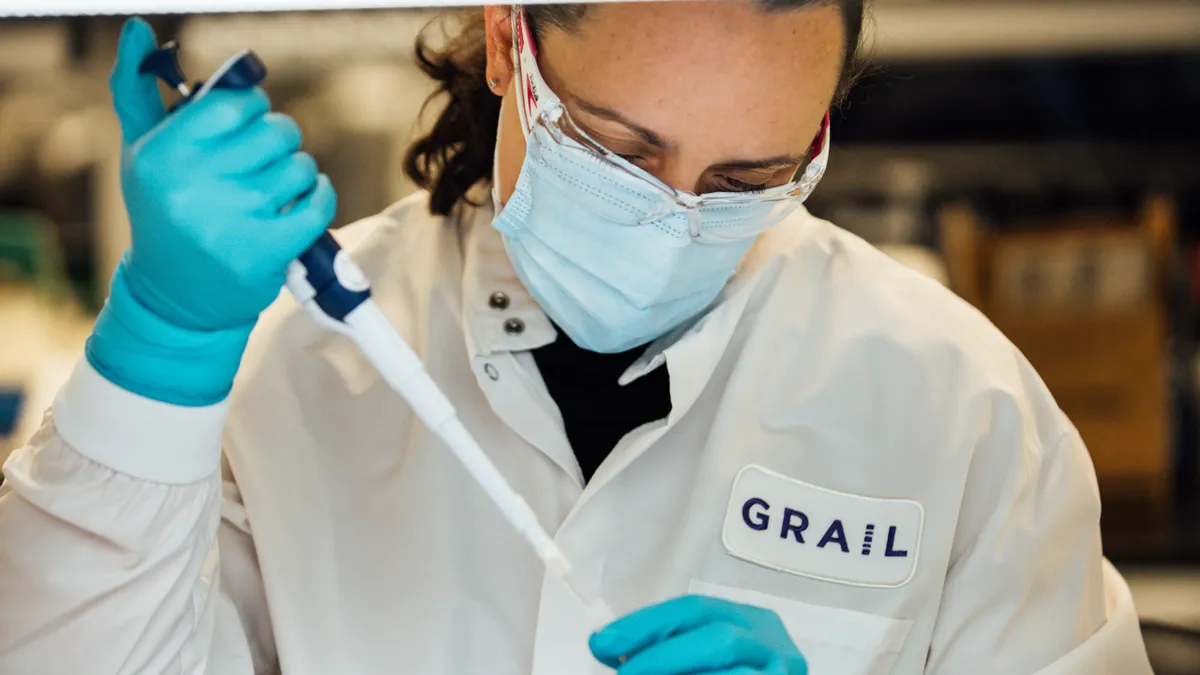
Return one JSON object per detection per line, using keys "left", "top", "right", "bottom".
{"left": 484, "top": 5, "right": 516, "bottom": 95}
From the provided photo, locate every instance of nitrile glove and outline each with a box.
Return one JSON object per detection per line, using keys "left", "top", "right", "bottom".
{"left": 589, "top": 595, "right": 808, "bottom": 675}
{"left": 86, "top": 18, "right": 335, "bottom": 406}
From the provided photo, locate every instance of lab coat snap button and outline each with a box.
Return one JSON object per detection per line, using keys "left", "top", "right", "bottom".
{"left": 504, "top": 317, "right": 525, "bottom": 335}
{"left": 484, "top": 363, "right": 500, "bottom": 381}
{"left": 488, "top": 292, "right": 511, "bottom": 310}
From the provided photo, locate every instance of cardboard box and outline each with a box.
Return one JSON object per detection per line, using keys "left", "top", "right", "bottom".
{"left": 990, "top": 232, "right": 1152, "bottom": 313}
{"left": 939, "top": 196, "right": 1175, "bottom": 507}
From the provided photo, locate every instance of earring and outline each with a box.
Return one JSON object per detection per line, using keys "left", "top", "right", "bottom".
{"left": 487, "top": 77, "right": 500, "bottom": 90}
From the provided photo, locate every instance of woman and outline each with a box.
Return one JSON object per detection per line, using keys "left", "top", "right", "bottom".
{"left": 0, "top": 2, "right": 1153, "bottom": 674}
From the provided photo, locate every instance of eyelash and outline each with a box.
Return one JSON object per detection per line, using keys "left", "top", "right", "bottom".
{"left": 715, "top": 176, "right": 769, "bottom": 193}
{"left": 616, "top": 153, "right": 769, "bottom": 193}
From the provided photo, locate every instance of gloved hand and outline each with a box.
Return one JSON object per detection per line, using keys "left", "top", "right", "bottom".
{"left": 589, "top": 595, "right": 808, "bottom": 675}
{"left": 86, "top": 18, "right": 336, "bottom": 406}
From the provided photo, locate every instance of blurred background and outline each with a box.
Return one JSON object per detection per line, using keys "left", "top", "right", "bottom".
{"left": 0, "top": 0, "right": 1198, "bottom": 669}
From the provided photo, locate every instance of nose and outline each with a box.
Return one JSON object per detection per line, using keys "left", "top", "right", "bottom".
{"left": 649, "top": 155, "right": 711, "bottom": 195}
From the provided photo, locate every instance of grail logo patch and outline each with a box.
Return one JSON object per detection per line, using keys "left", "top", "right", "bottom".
{"left": 722, "top": 464, "right": 924, "bottom": 588}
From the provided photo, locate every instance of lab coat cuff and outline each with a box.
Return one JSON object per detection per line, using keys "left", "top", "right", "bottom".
{"left": 53, "top": 357, "right": 229, "bottom": 485}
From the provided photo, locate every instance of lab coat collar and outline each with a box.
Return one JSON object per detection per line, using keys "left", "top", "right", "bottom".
{"left": 635, "top": 215, "right": 807, "bottom": 426}
{"left": 461, "top": 202, "right": 808, "bottom": 408}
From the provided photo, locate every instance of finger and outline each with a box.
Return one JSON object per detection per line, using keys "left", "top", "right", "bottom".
{"left": 591, "top": 595, "right": 754, "bottom": 663}
{"left": 109, "top": 18, "right": 166, "bottom": 144}
{"left": 247, "top": 151, "right": 320, "bottom": 215}
{"left": 266, "top": 174, "right": 338, "bottom": 259}
{"left": 162, "top": 87, "right": 271, "bottom": 146}
{"left": 211, "top": 112, "right": 304, "bottom": 176}
{"left": 614, "top": 622, "right": 771, "bottom": 675}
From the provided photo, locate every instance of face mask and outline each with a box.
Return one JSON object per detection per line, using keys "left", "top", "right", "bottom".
{"left": 491, "top": 7, "right": 830, "bottom": 354}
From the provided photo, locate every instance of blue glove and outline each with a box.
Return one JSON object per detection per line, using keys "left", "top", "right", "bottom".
{"left": 589, "top": 595, "right": 808, "bottom": 675}
{"left": 86, "top": 18, "right": 335, "bottom": 406}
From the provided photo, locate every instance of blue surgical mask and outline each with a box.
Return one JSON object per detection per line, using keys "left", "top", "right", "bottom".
{"left": 490, "top": 7, "right": 829, "bottom": 354}
{"left": 493, "top": 147, "right": 761, "bottom": 354}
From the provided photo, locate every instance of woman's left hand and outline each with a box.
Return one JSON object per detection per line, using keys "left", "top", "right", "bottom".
{"left": 589, "top": 595, "right": 808, "bottom": 674}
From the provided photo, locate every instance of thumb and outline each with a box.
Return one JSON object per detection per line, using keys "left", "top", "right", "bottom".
{"left": 109, "top": 17, "right": 167, "bottom": 145}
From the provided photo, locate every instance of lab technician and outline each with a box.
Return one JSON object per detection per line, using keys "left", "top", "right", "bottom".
{"left": 0, "top": 2, "right": 1154, "bottom": 674}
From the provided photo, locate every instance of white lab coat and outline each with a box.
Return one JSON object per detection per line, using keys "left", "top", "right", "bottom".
{"left": 0, "top": 194, "right": 1153, "bottom": 675}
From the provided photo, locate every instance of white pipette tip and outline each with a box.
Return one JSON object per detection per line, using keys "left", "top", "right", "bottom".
{"left": 583, "top": 597, "right": 617, "bottom": 630}
{"left": 540, "top": 542, "right": 616, "bottom": 629}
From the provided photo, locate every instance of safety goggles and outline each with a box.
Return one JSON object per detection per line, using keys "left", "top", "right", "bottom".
{"left": 509, "top": 5, "right": 831, "bottom": 242}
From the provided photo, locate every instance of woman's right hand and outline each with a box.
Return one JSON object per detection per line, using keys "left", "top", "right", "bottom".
{"left": 86, "top": 18, "right": 336, "bottom": 406}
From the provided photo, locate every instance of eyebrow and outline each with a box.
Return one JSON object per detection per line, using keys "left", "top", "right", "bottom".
{"left": 715, "top": 154, "right": 810, "bottom": 171}
{"left": 571, "top": 96, "right": 808, "bottom": 171}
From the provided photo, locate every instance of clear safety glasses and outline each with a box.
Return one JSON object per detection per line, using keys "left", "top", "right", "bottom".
{"left": 509, "top": 6, "right": 831, "bottom": 243}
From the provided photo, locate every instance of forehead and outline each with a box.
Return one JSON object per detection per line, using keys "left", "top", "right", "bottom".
{"left": 534, "top": 1, "right": 844, "bottom": 152}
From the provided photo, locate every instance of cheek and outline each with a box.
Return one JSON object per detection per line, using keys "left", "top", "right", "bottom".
{"left": 496, "top": 91, "right": 528, "bottom": 207}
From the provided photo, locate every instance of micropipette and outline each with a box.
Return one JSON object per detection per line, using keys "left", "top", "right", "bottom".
{"left": 140, "top": 43, "right": 616, "bottom": 631}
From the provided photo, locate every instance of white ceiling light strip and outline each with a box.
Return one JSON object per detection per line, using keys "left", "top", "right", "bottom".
{"left": 0, "top": 0, "right": 632, "bottom": 17}
{"left": 1, "top": 0, "right": 1198, "bottom": 58}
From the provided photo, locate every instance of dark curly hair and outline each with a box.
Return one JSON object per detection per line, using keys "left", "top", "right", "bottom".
{"left": 403, "top": 2, "right": 868, "bottom": 217}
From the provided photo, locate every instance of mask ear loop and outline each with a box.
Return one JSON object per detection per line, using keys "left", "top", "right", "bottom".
{"left": 511, "top": 5, "right": 554, "bottom": 139}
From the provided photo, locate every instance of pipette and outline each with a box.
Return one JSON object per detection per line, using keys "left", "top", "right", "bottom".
{"left": 141, "top": 43, "right": 616, "bottom": 631}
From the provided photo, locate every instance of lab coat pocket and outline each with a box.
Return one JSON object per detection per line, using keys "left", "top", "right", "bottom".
{"left": 687, "top": 579, "right": 912, "bottom": 675}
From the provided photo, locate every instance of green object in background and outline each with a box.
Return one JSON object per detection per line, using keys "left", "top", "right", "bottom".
{"left": 0, "top": 210, "right": 76, "bottom": 303}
